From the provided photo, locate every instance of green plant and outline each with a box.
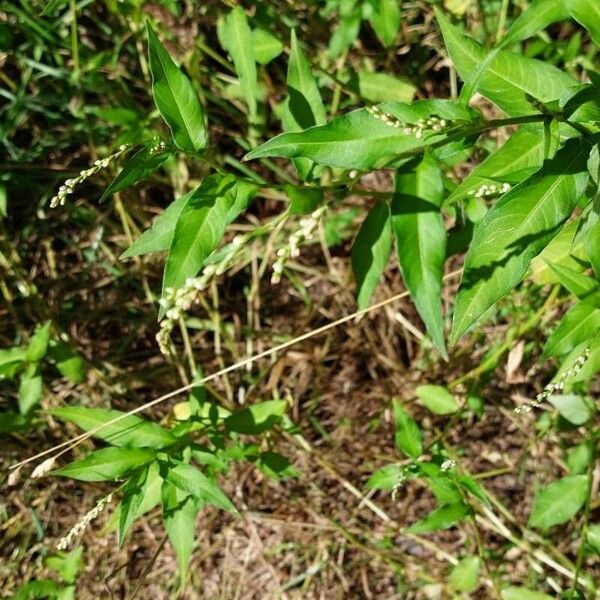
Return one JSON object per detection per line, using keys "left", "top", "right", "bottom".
{"left": 6, "top": 0, "right": 600, "bottom": 596}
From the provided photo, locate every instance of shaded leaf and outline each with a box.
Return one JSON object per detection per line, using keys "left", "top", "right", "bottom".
{"left": 162, "top": 480, "right": 199, "bottom": 578}
{"left": 101, "top": 144, "right": 171, "bottom": 201}
{"left": 18, "top": 364, "right": 42, "bottom": 415}
{"left": 368, "top": 0, "right": 401, "bottom": 47}
{"left": 351, "top": 201, "right": 392, "bottom": 309}
{"left": 566, "top": 0, "right": 600, "bottom": 46}
{"left": 224, "top": 400, "right": 287, "bottom": 434}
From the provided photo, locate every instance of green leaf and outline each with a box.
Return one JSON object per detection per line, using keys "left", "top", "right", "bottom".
{"left": 555, "top": 332, "right": 600, "bottom": 385}
{"left": 49, "top": 340, "right": 86, "bottom": 384}
{"left": 566, "top": 443, "right": 592, "bottom": 474}
{"left": 393, "top": 399, "right": 422, "bottom": 459}
{"left": 162, "top": 479, "right": 199, "bottom": 578}
{"left": 0, "top": 346, "right": 26, "bottom": 379}
{"left": 328, "top": 12, "right": 361, "bottom": 58}
{"left": 50, "top": 407, "right": 177, "bottom": 448}
{"left": 428, "top": 477, "right": 462, "bottom": 504}
{"left": 121, "top": 193, "right": 188, "bottom": 258}
{"left": 118, "top": 462, "right": 162, "bottom": 545}
{"left": 349, "top": 71, "right": 416, "bottom": 104}
{"left": 368, "top": 0, "right": 401, "bottom": 47}
{"left": 18, "top": 364, "right": 42, "bottom": 415}
{"left": 351, "top": 201, "right": 392, "bottom": 310}
{"left": 392, "top": 154, "right": 447, "bottom": 357}
{"left": 529, "top": 474, "right": 588, "bottom": 529}
{"left": 147, "top": 24, "right": 206, "bottom": 153}
{"left": 583, "top": 218, "right": 600, "bottom": 278}
{"left": 416, "top": 384, "right": 459, "bottom": 415}
{"left": 224, "top": 399, "right": 287, "bottom": 434}
{"left": 282, "top": 30, "right": 327, "bottom": 180}
{"left": 542, "top": 298, "right": 600, "bottom": 358}
{"left": 53, "top": 447, "right": 156, "bottom": 482}
{"left": 449, "top": 556, "right": 480, "bottom": 593}
{"left": 251, "top": 28, "right": 283, "bottom": 64}
{"left": 546, "top": 262, "right": 599, "bottom": 299}
{"left": 162, "top": 175, "right": 257, "bottom": 305}
{"left": 365, "top": 464, "right": 405, "bottom": 490}
{"left": 458, "top": 475, "right": 491, "bottom": 506}
{"left": 101, "top": 144, "right": 171, "bottom": 201}
{"left": 45, "top": 548, "right": 83, "bottom": 584}
{"left": 451, "top": 139, "right": 590, "bottom": 343}
{"left": 501, "top": 588, "right": 553, "bottom": 600}
{"left": 219, "top": 7, "right": 258, "bottom": 121}
{"left": 436, "top": 8, "right": 577, "bottom": 117}
{"left": 587, "top": 524, "right": 600, "bottom": 556}
{"left": 257, "top": 451, "right": 299, "bottom": 479}
{"left": 165, "top": 461, "right": 237, "bottom": 513}
{"left": 501, "top": 0, "right": 570, "bottom": 47}
{"left": 246, "top": 99, "right": 477, "bottom": 170}
{"left": 26, "top": 321, "right": 51, "bottom": 362}
{"left": 286, "top": 185, "right": 323, "bottom": 215}
{"left": 444, "top": 127, "right": 549, "bottom": 206}
{"left": 407, "top": 502, "right": 471, "bottom": 533}
{"left": 566, "top": 0, "right": 600, "bottom": 46}
{"left": 548, "top": 394, "right": 593, "bottom": 425}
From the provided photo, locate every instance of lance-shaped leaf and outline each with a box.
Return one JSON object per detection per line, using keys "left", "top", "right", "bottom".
{"left": 351, "top": 201, "right": 392, "bottom": 310}
{"left": 566, "top": 0, "right": 600, "bottom": 46}
{"left": 444, "top": 126, "right": 549, "bottom": 206}
{"left": 218, "top": 7, "right": 258, "bottom": 121}
{"left": 162, "top": 175, "right": 257, "bottom": 307}
{"left": 436, "top": 8, "right": 576, "bottom": 117}
{"left": 407, "top": 502, "right": 471, "bottom": 533}
{"left": 147, "top": 24, "right": 206, "bottom": 154}
{"left": 101, "top": 144, "right": 172, "bottom": 201}
{"left": 121, "top": 193, "right": 189, "bottom": 259}
{"left": 452, "top": 139, "right": 590, "bottom": 343}
{"left": 162, "top": 480, "right": 200, "bottom": 578}
{"left": 246, "top": 99, "right": 477, "bottom": 170}
{"left": 529, "top": 474, "right": 588, "bottom": 529}
{"left": 50, "top": 406, "right": 176, "bottom": 449}
{"left": 393, "top": 399, "right": 422, "bottom": 459}
{"left": 53, "top": 447, "right": 156, "bottom": 482}
{"left": 392, "top": 154, "right": 447, "bottom": 356}
{"left": 501, "top": 0, "right": 570, "bottom": 47}
{"left": 368, "top": 0, "right": 401, "bottom": 48}
{"left": 165, "top": 461, "right": 237, "bottom": 513}
{"left": 542, "top": 296, "right": 600, "bottom": 358}
{"left": 282, "top": 29, "right": 327, "bottom": 180}
{"left": 118, "top": 462, "right": 162, "bottom": 545}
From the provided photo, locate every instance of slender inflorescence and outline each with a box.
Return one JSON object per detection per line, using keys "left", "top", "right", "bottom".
{"left": 366, "top": 106, "right": 451, "bottom": 138}
{"left": 515, "top": 347, "right": 590, "bottom": 414}
{"left": 271, "top": 205, "right": 327, "bottom": 284}
{"left": 157, "top": 234, "right": 248, "bottom": 354}
{"left": 56, "top": 493, "right": 113, "bottom": 550}
{"left": 49, "top": 145, "right": 129, "bottom": 208}
{"left": 468, "top": 182, "right": 512, "bottom": 198}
